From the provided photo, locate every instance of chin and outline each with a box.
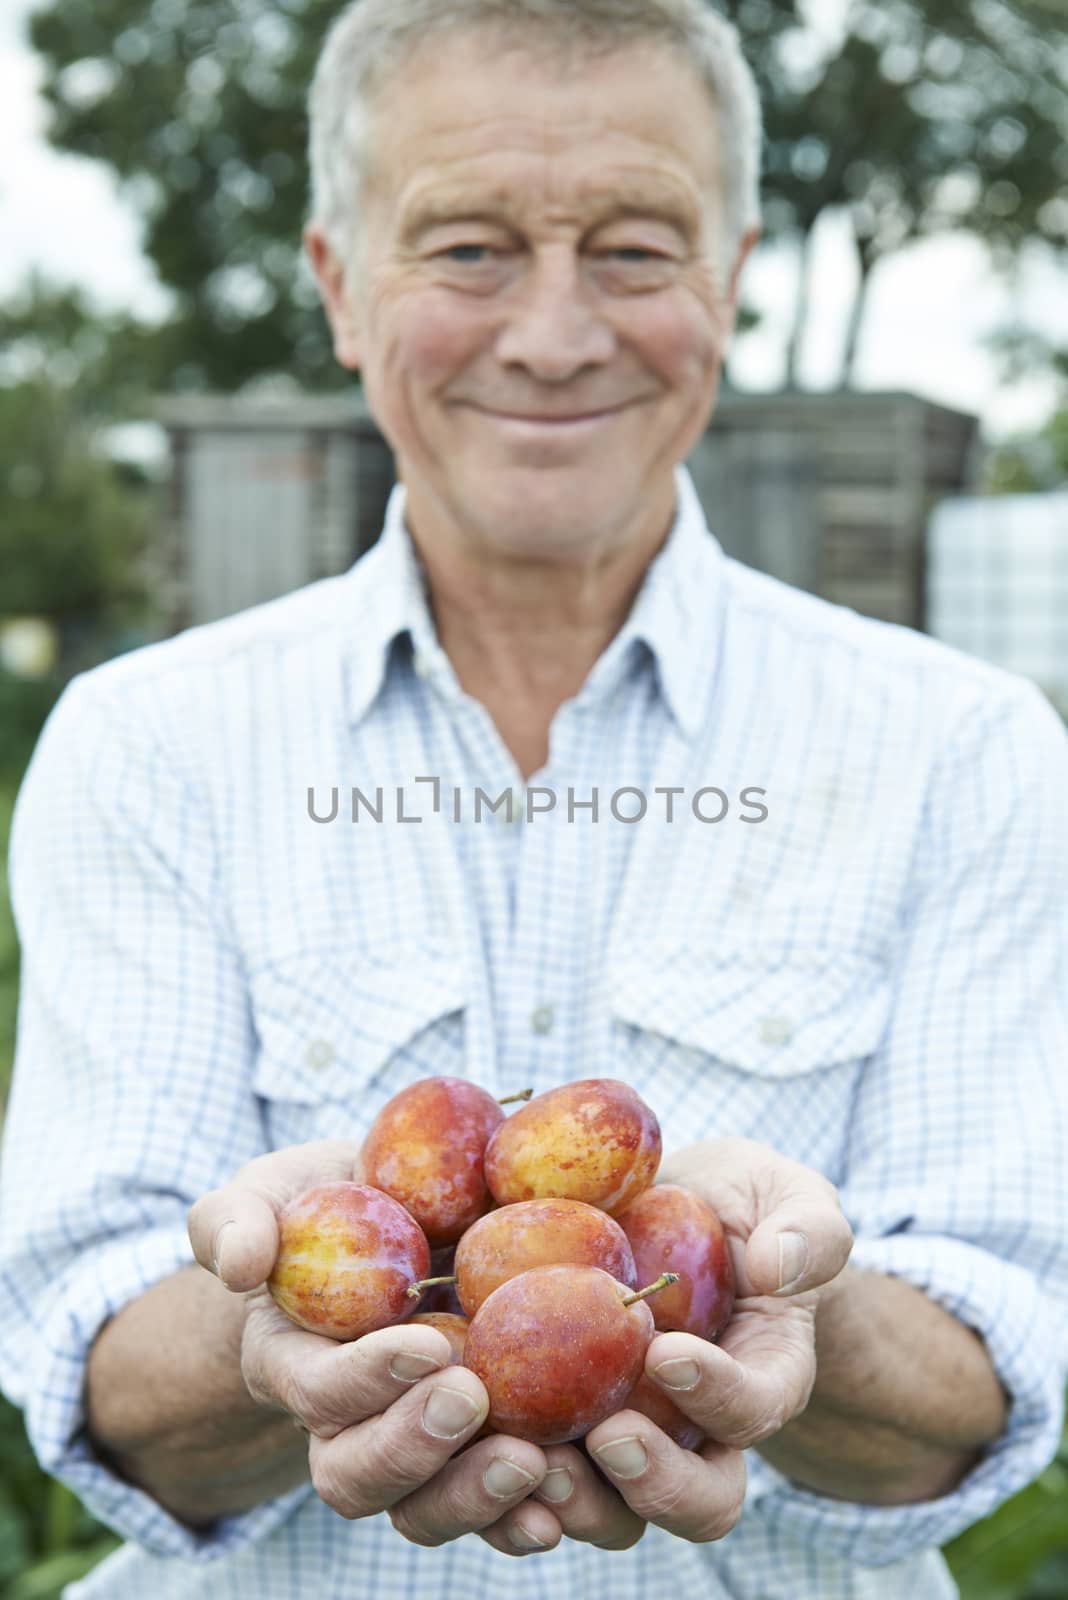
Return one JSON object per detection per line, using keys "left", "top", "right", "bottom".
{"left": 471, "top": 461, "right": 626, "bottom": 515}
{"left": 469, "top": 484, "right": 630, "bottom": 557}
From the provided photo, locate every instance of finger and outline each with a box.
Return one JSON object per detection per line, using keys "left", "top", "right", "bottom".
{"left": 530, "top": 1442, "right": 645, "bottom": 1550}
{"left": 644, "top": 1324, "right": 815, "bottom": 1450}
{"left": 388, "top": 1433, "right": 548, "bottom": 1547}
{"left": 478, "top": 1500, "right": 565, "bottom": 1557}
{"left": 307, "top": 1366, "right": 491, "bottom": 1520}
{"left": 654, "top": 1137, "right": 853, "bottom": 1296}
{"left": 241, "top": 1295, "right": 455, "bottom": 1437}
{"left": 188, "top": 1140, "right": 365, "bottom": 1290}
{"left": 584, "top": 1411, "right": 746, "bottom": 1543}
{"left": 745, "top": 1182, "right": 852, "bottom": 1298}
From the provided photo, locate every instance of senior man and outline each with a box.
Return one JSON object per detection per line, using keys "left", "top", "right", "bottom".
{"left": 2, "top": 1, "right": 1067, "bottom": 1597}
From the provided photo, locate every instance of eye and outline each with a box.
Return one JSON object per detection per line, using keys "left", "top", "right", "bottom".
{"left": 439, "top": 244, "right": 495, "bottom": 263}
{"left": 604, "top": 248, "right": 680, "bottom": 269}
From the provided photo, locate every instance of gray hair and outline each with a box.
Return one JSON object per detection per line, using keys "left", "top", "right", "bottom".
{"left": 306, "top": 0, "right": 763, "bottom": 293}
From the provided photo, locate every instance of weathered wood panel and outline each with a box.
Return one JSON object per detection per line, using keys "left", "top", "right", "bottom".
{"left": 687, "top": 427, "right": 821, "bottom": 597}
{"left": 185, "top": 431, "right": 313, "bottom": 623}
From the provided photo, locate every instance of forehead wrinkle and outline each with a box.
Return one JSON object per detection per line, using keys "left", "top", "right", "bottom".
{"left": 399, "top": 172, "right": 703, "bottom": 240}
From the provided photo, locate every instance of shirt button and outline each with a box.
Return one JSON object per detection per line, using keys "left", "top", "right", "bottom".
{"left": 306, "top": 1040, "right": 335, "bottom": 1069}
{"left": 500, "top": 790, "right": 526, "bottom": 824}
{"left": 759, "top": 1015, "right": 794, "bottom": 1046}
{"left": 413, "top": 652, "right": 432, "bottom": 680}
{"left": 531, "top": 1005, "right": 555, "bottom": 1036}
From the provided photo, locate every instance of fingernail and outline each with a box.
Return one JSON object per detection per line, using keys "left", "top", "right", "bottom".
{"left": 422, "top": 1386, "right": 481, "bottom": 1439}
{"left": 652, "top": 1358, "right": 700, "bottom": 1391}
{"left": 508, "top": 1524, "right": 548, "bottom": 1551}
{"left": 212, "top": 1221, "right": 237, "bottom": 1285}
{"left": 390, "top": 1352, "right": 444, "bottom": 1382}
{"left": 538, "top": 1467, "right": 573, "bottom": 1503}
{"left": 593, "top": 1436, "right": 647, "bottom": 1480}
{"left": 776, "top": 1231, "right": 809, "bottom": 1293}
{"left": 483, "top": 1459, "right": 537, "bottom": 1499}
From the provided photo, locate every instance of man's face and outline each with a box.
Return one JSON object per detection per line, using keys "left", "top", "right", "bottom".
{"left": 306, "top": 31, "right": 758, "bottom": 562}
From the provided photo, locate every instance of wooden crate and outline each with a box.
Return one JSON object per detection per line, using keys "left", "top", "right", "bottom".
{"left": 695, "top": 389, "right": 982, "bottom": 628}
{"left": 155, "top": 394, "right": 394, "bottom": 630}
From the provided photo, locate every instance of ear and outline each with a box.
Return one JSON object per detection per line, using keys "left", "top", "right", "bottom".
{"left": 303, "top": 221, "right": 364, "bottom": 371}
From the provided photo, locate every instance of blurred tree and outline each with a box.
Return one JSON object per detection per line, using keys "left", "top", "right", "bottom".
{"left": 983, "top": 406, "right": 1068, "bottom": 491}
{"left": 0, "top": 375, "right": 154, "bottom": 640}
{"left": 0, "top": 273, "right": 178, "bottom": 421}
{"left": 985, "top": 321, "right": 1068, "bottom": 411}
{"left": 27, "top": 0, "right": 370, "bottom": 393}
{"left": 768, "top": 0, "right": 1068, "bottom": 383}
{"left": 19, "top": 0, "right": 1068, "bottom": 393}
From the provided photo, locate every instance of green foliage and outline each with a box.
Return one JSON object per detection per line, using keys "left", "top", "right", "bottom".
{"left": 945, "top": 1434, "right": 1068, "bottom": 1599}
{"left": 0, "top": 276, "right": 180, "bottom": 424}
{"left": 0, "top": 1395, "right": 118, "bottom": 1600}
{"left": 766, "top": 0, "right": 1068, "bottom": 379}
{"left": 982, "top": 409, "right": 1068, "bottom": 493}
{"left": 27, "top": 0, "right": 353, "bottom": 394}
{"left": 0, "top": 376, "right": 154, "bottom": 630}
{"left": 0, "top": 771, "right": 19, "bottom": 1107}
{"left": 0, "top": 676, "right": 62, "bottom": 784}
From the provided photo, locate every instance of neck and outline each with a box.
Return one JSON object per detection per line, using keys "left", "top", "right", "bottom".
{"left": 405, "top": 490, "right": 676, "bottom": 778}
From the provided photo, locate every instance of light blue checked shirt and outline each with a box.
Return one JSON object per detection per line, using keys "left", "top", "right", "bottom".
{"left": 2, "top": 464, "right": 1067, "bottom": 1600}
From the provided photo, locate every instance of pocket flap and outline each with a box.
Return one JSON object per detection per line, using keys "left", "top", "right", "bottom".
{"left": 250, "top": 946, "right": 467, "bottom": 1105}
{"left": 609, "top": 948, "right": 891, "bottom": 1077}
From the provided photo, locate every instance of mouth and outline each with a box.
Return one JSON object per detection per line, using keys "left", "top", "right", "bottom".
{"left": 466, "top": 402, "right": 632, "bottom": 430}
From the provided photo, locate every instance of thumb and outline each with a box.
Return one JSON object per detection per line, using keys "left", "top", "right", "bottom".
{"left": 189, "top": 1186, "right": 281, "bottom": 1293}
{"left": 744, "top": 1203, "right": 853, "bottom": 1298}
{"left": 188, "top": 1138, "right": 366, "bottom": 1292}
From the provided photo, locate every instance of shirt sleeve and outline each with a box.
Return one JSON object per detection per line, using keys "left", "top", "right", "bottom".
{"left": 754, "top": 676, "right": 1068, "bottom": 1566}
{"left": 0, "top": 671, "right": 311, "bottom": 1560}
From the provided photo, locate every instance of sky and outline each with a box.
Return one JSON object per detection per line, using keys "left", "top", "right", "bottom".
{"left": 2, "top": 0, "right": 1066, "bottom": 448}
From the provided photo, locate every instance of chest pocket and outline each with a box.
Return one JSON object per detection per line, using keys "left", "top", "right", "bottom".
{"left": 248, "top": 945, "right": 467, "bottom": 1142}
{"left": 610, "top": 947, "right": 892, "bottom": 1076}
{"left": 608, "top": 947, "right": 893, "bottom": 1174}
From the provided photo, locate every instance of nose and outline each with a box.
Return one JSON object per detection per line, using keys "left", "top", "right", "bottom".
{"left": 494, "top": 247, "right": 617, "bottom": 380}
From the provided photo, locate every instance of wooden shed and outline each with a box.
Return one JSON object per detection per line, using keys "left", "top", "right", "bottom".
{"left": 154, "top": 393, "right": 394, "bottom": 630}
{"left": 692, "top": 389, "right": 982, "bottom": 628}
{"left": 154, "top": 388, "right": 981, "bottom": 633}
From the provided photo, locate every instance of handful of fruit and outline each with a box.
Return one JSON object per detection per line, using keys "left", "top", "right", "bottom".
{"left": 267, "top": 1075, "right": 735, "bottom": 1448}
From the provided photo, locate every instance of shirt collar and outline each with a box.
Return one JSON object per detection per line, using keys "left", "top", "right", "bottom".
{"left": 571, "top": 463, "right": 724, "bottom": 739}
{"left": 342, "top": 462, "right": 725, "bottom": 741}
{"left": 341, "top": 481, "right": 439, "bottom": 727}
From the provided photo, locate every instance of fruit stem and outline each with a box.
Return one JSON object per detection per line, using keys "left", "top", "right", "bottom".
{"left": 622, "top": 1272, "right": 680, "bottom": 1307}
{"left": 497, "top": 1088, "right": 534, "bottom": 1105}
{"left": 406, "top": 1275, "right": 458, "bottom": 1301}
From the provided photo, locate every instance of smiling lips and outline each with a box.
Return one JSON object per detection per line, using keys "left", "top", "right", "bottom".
{"left": 469, "top": 401, "right": 630, "bottom": 426}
